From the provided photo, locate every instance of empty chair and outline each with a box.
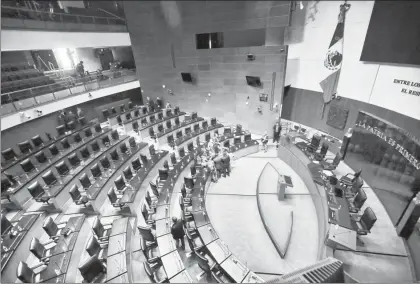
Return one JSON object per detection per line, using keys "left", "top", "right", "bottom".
{"left": 170, "top": 153, "right": 177, "bottom": 165}
{"left": 110, "top": 149, "right": 119, "bottom": 161}
{"left": 132, "top": 121, "right": 139, "bottom": 133}
{"left": 90, "top": 163, "right": 102, "bottom": 179}
{"left": 18, "top": 140, "right": 33, "bottom": 154}
{"left": 125, "top": 112, "right": 132, "bottom": 120}
{"left": 134, "top": 109, "right": 140, "bottom": 117}
{"left": 163, "top": 160, "right": 169, "bottom": 171}
{"left": 150, "top": 115, "right": 156, "bottom": 123}
{"left": 72, "top": 132, "right": 82, "bottom": 143}
{"left": 94, "top": 124, "right": 102, "bottom": 133}
{"left": 175, "top": 117, "right": 180, "bottom": 126}
{"left": 128, "top": 102, "right": 134, "bottom": 109}
{"left": 100, "top": 156, "right": 111, "bottom": 170}
{"left": 140, "top": 236, "right": 160, "bottom": 263}
{"left": 31, "top": 135, "right": 44, "bottom": 147}
{"left": 1, "top": 177, "right": 13, "bottom": 193}
{"left": 56, "top": 125, "right": 66, "bottom": 136}
{"left": 42, "top": 170, "right": 59, "bottom": 187}
{"left": 16, "top": 261, "right": 39, "bottom": 283}
{"left": 102, "top": 109, "right": 109, "bottom": 118}
{"left": 138, "top": 226, "right": 156, "bottom": 243}
{"left": 42, "top": 217, "right": 64, "bottom": 241}
{"left": 149, "top": 145, "right": 156, "bottom": 156}
{"left": 211, "top": 271, "right": 232, "bottom": 283}
{"left": 49, "top": 144, "right": 59, "bottom": 156}
{"left": 120, "top": 143, "right": 129, "bottom": 155}
{"left": 119, "top": 104, "right": 125, "bottom": 112}
{"left": 351, "top": 207, "right": 376, "bottom": 235}
{"left": 111, "top": 107, "right": 117, "bottom": 114}
{"left": 2, "top": 148, "right": 17, "bottom": 161}
{"left": 184, "top": 177, "right": 194, "bottom": 189}
{"left": 90, "top": 141, "right": 100, "bottom": 153}
{"left": 166, "top": 120, "right": 172, "bottom": 129}
{"left": 60, "top": 137, "right": 71, "bottom": 149}
{"left": 348, "top": 188, "right": 367, "bottom": 213}
{"left": 80, "top": 146, "right": 90, "bottom": 159}
{"left": 178, "top": 147, "right": 185, "bottom": 158}
{"left": 20, "top": 158, "right": 38, "bottom": 176}
{"left": 92, "top": 218, "right": 111, "bottom": 241}
{"left": 111, "top": 130, "right": 119, "bottom": 140}
{"left": 102, "top": 135, "right": 111, "bottom": 146}
{"left": 141, "top": 118, "right": 148, "bottom": 126}
{"left": 167, "top": 135, "right": 174, "bottom": 146}
{"left": 132, "top": 158, "right": 142, "bottom": 172}
{"left": 114, "top": 175, "right": 128, "bottom": 192}
{"left": 78, "top": 254, "right": 106, "bottom": 283}
{"left": 29, "top": 237, "right": 55, "bottom": 263}
{"left": 158, "top": 169, "right": 168, "bottom": 182}
{"left": 79, "top": 173, "right": 92, "bottom": 190}
{"left": 85, "top": 128, "right": 93, "bottom": 137}
{"left": 55, "top": 161, "right": 70, "bottom": 177}
{"left": 129, "top": 137, "right": 136, "bottom": 148}
{"left": 68, "top": 153, "right": 81, "bottom": 167}
{"left": 142, "top": 106, "right": 148, "bottom": 115}
{"left": 69, "top": 184, "right": 89, "bottom": 207}
{"left": 123, "top": 166, "right": 134, "bottom": 182}
{"left": 107, "top": 188, "right": 125, "bottom": 209}
{"left": 320, "top": 152, "right": 342, "bottom": 171}
{"left": 148, "top": 128, "right": 155, "bottom": 139}
{"left": 149, "top": 181, "right": 159, "bottom": 197}
{"left": 116, "top": 116, "right": 122, "bottom": 125}
{"left": 86, "top": 236, "right": 107, "bottom": 260}
{"left": 28, "top": 181, "right": 51, "bottom": 204}
{"left": 143, "top": 261, "right": 168, "bottom": 283}
{"left": 157, "top": 124, "right": 164, "bottom": 133}
{"left": 196, "top": 250, "right": 216, "bottom": 279}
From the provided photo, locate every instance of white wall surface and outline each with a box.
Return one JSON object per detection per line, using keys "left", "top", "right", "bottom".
{"left": 1, "top": 81, "right": 140, "bottom": 130}
{"left": 1, "top": 30, "right": 131, "bottom": 51}
{"left": 286, "top": 1, "right": 420, "bottom": 120}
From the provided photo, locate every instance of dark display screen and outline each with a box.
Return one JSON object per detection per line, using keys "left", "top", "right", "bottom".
{"left": 345, "top": 111, "right": 420, "bottom": 225}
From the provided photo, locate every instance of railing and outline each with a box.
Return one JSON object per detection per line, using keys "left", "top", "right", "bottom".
{"left": 1, "top": 6, "right": 127, "bottom": 32}
{"left": 0, "top": 68, "right": 138, "bottom": 116}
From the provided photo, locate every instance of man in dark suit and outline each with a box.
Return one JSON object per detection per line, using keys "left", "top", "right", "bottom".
{"left": 213, "top": 156, "right": 223, "bottom": 179}
{"left": 273, "top": 121, "right": 282, "bottom": 146}
{"left": 171, "top": 217, "right": 185, "bottom": 249}
{"left": 221, "top": 152, "right": 231, "bottom": 177}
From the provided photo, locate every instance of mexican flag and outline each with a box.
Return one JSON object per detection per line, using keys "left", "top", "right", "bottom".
{"left": 320, "top": 3, "right": 351, "bottom": 118}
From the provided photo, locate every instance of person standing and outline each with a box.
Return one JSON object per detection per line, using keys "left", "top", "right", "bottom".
{"left": 171, "top": 217, "right": 185, "bottom": 249}
{"left": 261, "top": 132, "right": 268, "bottom": 152}
{"left": 76, "top": 107, "right": 84, "bottom": 118}
{"left": 273, "top": 121, "right": 282, "bottom": 147}
{"left": 221, "top": 151, "right": 231, "bottom": 177}
{"left": 213, "top": 155, "right": 223, "bottom": 179}
{"left": 76, "top": 61, "right": 85, "bottom": 78}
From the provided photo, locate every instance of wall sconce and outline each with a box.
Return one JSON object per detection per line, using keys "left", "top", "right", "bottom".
{"left": 208, "top": 93, "right": 211, "bottom": 97}
{"left": 162, "top": 85, "right": 166, "bottom": 88}
{"left": 257, "top": 106, "right": 262, "bottom": 114}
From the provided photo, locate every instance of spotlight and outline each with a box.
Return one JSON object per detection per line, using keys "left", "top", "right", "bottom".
{"left": 208, "top": 93, "right": 211, "bottom": 97}
{"left": 162, "top": 85, "right": 165, "bottom": 88}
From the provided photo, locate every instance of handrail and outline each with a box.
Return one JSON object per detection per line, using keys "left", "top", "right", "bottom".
{"left": 256, "top": 162, "right": 294, "bottom": 259}
{"left": 1, "top": 5, "right": 126, "bottom": 22}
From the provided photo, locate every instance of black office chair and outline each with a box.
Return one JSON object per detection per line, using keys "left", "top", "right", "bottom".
{"left": 78, "top": 116, "right": 87, "bottom": 126}
{"left": 28, "top": 181, "right": 51, "bottom": 204}
{"left": 91, "top": 163, "right": 103, "bottom": 179}
{"left": 18, "top": 140, "right": 33, "bottom": 154}
{"left": 102, "top": 135, "right": 111, "bottom": 147}
{"left": 94, "top": 124, "right": 102, "bottom": 133}
{"left": 2, "top": 148, "right": 17, "bottom": 162}
{"left": 92, "top": 218, "right": 111, "bottom": 242}
{"left": 348, "top": 188, "right": 367, "bottom": 213}
{"left": 85, "top": 128, "right": 93, "bottom": 138}
{"left": 146, "top": 190, "right": 158, "bottom": 207}
{"left": 132, "top": 121, "right": 139, "bottom": 134}
{"left": 170, "top": 153, "right": 177, "bottom": 166}
{"left": 79, "top": 146, "right": 89, "bottom": 160}
{"left": 149, "top": 128, "right": 155, "bottom": 139}
{"left": 143, "top": 261, "right": 168, "bottom": 283}
{"left": 73, "top": 132, "right": 82, "bottom": 144}
{"left": 42, "top": 217, "right": 64, "bottom": 241}
{"left": 149, "top": 181, "right": 159, "bottom": 197}
{"left": 116, "top": 115, "right": 123, "bottom": 125}
{"left": 140, "top": 236, "right": 160, "bottom": 264}
{"left": 142, "top": 106, "right": 148, "bottom": 115}
{"left": 29, "top": 237, "right": 55, "bottom": 264}
{"left": 69, "top": 184, "right": 89, "bottom": 207}
{"left": 157, "top": 168, "right": 168, "bottom": 183}
{"left": 100, "top": 156, "right": 112, "bottom": 170}
{"left": 20, "top": 158, "right": 38, "bottom": 176}
{"left": 60, "top": 137, "right": 71, "bottom": 150}
{"left": 110, "top": 149, "right": 119, "bottom": 161}
{"left": 34, "top": 152, "right": 49, "bottom": 165}
{"left": 16, "top": 261, "right": 39, "bottom": 283}
{"left": 90, "top": 141, "right": 100, "bottom": 153}
{"left": 196, "top": 249, "right": 216, "bottom": 279}
{"left": 167, "top": 135, "right": 174, "bottom": 148}
{"left": 67, "top": 121, "right": 75, "bottom": 130}
{"left": 320, "top": 152, "right": 342, "bottom": 171}
{"left": 175, "top": 117, "right": 180, "bottom": 126}
{"left": 119, "top": 104, "right": 126, "bottom": 113}
{"left": 315, "top": 143, "right": 329, "bottom": 161}
{"left": 134, "top": 109, "right": 140, "bottom": 118}
{"left": 42, "top": 170, "right": 60, "bottom": 187}
{"left": 120, "top": 143, "right": 130, "bottom": 155}
{"left": 186, "top": 228, "right": 204, "bottom": 251}
{"left": 80, "top": 172, "right": 95, "bottom": 191}
{"left": 141, "top": 202, "right": 156, "bottom": 225}
{"left": 211, "top": 270, "right": 232, "bottom": 283}
{"left": 48, "top": 144, "right": 60, "bottom": 157}
{"left": 111, "top": 129, "right": 119, "bottom": 141}
{"left": 340, "top": 169, "right": 362, "bottom": 188}
{"left": 129, "top": 137, "right": 136, "bottom": 148}
{"left": 132, "top": 157, "right": 142, "bottom": 173}
{"left": 184, "top": 176, "right": 194, "bottom": 190}
{"left": 123, "top": 166, "right": 134, "bottom": 182}
{"left": 111, "top": 107, "right": 117, "bottom": 114}
{"left": 107, "top": 187, "right": 125, "bottom": 209}
{"left": 125, "top": 112, "right": 132, "bottom": 121}
{"left": 163, "top": 160, "right": 170, "bottom": 171}
{"left": 351, "top": 207, "right": 377, "bottom": 235}
{"left": 55, "top": 161, "right": 70, "bottom": 177}
{"left": 68, "top": 153, "right": 81, "bottom": 168}
{"left": 31, "top": 135, "right": 44, "bottom": 147}
{"left": 141, "top": 154, "right": 149, "bottom": 166}
{"left": 114, "top": 175, "right": 129, "bottom": 192}
{"left": 86, "top": 236, "right": 108, "bottom": 260}
{"left": 78, "top": 254, "right": 106, "bottom": 283}
{"left": 138, "top": 226, "right": 156, "bottom": 243}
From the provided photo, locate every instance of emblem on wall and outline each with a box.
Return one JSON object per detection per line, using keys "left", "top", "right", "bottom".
{"left": 326, "top": 104, "right": 349, "bottom": 130}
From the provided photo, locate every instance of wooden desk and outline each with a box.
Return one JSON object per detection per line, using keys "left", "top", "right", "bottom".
{"left": 330, "top": 196, "right": 353, "bottom": 230}
{"left": 198, "top": 225, "right": 218, "bottom": 245}
{"left": 207, "top": 239, "right": 231, "bottom": 264}
{"left": 190, "top": 197, "right": 204, "bottom": 212}
{"left": 155, "top": 218, "right": 171, "bottom": 237}
{"left": 157, "top": 234, "right": 177, "bottom": 257}
{"left": 62, "top": 215, "right": 85, "bottom": 233}
{"left": 242, "top": 271, "right": 264, "bottom": 283}
{"left": 170, "top": 270, "right": 193, "bottom": 283}
{"left": 220, "top": 255, "right": 249, "bottom": 283}
{"left": 108, "top": 233, "right": 126, "bottom": 257}
{"left": 160, "top": 251, "right": 184, "bottom": 279}
{"left": 38, "top": 251, "right": 71, "bottom": 282}
{"left": 326, "top": 224, "right": 356, "bottom": 251}
{"left": 106, "top": 251, "right": 127, "bottom": 281}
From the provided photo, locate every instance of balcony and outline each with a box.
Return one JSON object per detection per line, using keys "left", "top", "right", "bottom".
{"left": 1, "top": 68, "right": 138, "bottom": 117}
{"left": 1, "top": 6, "right": 127, "bottom": 32}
